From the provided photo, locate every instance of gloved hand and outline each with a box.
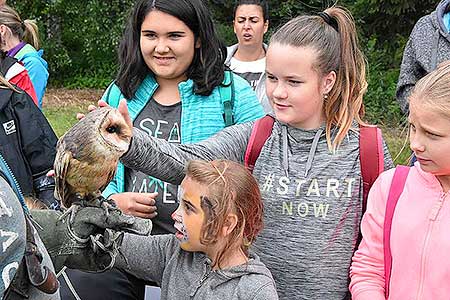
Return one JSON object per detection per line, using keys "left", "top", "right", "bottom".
{"left": 29, "top": 198, "right": 152, "bottom": 273}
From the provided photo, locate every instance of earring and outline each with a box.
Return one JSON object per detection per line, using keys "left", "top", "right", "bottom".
{"left": 323, "top": 94, "right": 329, "bottom": 101}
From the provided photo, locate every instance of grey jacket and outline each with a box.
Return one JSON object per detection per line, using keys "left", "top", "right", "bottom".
{"left": 396, "top": 0, "right": 450, "bottom": 113}
{"left": 121, "top": 120, "right": 393, "bottom": 299}
{"left": 117, "top": 234, "right": 278, "bottom": 300}
{"left": 225, "top": 44, "right": 272, "bottom": 114}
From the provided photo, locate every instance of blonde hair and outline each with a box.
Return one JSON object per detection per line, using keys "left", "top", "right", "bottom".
{"left": 185, "top": 159, "right": 263, "bottom": 268}
{"left": 409, "top": 60, "right": 450, "bottom": 118}
{"left": 270, "top": 6, "right": 367, "bottom": 151}
{"left": 0, "top": 5, "right": 40, "bottom": 49}
{"left": 0, "top": 72, "right": 17, "bottom": 91}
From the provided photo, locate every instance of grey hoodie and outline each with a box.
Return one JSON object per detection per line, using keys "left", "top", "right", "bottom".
{"left": 225, "top": 44, "right": 272, "bottom": 114}
{"left": 396, "top": 0, "right": 450, "bottom": 113}
{"left": 121, "top": 119, "right": 393, "bottom": 299}
{"left": 117, "top": 234, "right": 278, "bottom": 300}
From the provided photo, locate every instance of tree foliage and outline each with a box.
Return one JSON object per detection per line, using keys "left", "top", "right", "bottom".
{"left": 8, "top": 0, "right": 438, "bottom": 123}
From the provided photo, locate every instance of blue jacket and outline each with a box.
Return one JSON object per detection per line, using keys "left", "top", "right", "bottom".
{"left": 15, "top": 44, "right": 49, "bottom": 108}
{"left": 102, "top": 73, "right": 264, "bottom": 197}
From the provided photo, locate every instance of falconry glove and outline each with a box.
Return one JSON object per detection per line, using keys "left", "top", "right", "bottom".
{"left": 29, "top": 197, "right": 152, "bottom": 273}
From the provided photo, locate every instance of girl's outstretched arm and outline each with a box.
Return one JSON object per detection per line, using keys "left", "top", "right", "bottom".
{"left": 349, "top": 169, "right": 396, "bottom": 300}
{"left": 121, "top": 122, "right": 253, "bottom": 185}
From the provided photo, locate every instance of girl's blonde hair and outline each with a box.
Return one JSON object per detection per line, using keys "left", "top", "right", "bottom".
{"left": 0, "top": 5, "right": 40, "bottom": 49}
{"left": 270, "top": 6, "right": 367, "bottom": 151}
{"left": 185, "top": 159, "right": 263, "bottom": 268}
{"left": 409, "top": 60, "right": 450, "bottom": 117}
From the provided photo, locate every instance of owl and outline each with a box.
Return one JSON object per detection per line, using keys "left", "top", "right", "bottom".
{"left": 54, "top": 106, "right": 132, "bottom": 209}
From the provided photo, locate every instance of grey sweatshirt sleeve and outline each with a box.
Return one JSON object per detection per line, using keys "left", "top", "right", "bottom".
{"left": 116, "top": 233, "right": 176, "bottom": 284}
{"left": 121, "top": 122, "right": 254, "bottom": 185}
{"left": 396, "top": 16, "right": 431, "bottom": 114}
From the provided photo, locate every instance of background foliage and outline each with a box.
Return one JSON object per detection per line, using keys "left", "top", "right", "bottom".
{"left": 9, "top": 0, "right": 437, "bottom": 124}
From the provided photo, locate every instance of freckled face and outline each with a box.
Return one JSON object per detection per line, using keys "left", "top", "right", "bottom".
{"left": 140, "top": 10, "right": 197, "bottom": 83}
{"left": 172, "top": 177, "right": 207, "bottom": 252}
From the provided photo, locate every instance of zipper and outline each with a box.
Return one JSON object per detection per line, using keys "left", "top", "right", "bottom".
{"left": 416, "top": 191, "right": 449, "bottom": 299}
{"left": 190, "top": 260, "right": 214, "bottom": 297}
{"left": 0, "top": 152, "right": 28, "bottom": 213}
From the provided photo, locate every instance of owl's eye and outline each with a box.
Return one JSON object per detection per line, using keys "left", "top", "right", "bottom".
{"left": 106, "top": 126, "right": 118, "bottom": 133}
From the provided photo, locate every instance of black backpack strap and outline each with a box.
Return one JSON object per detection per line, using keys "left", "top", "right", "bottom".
{"left": 0, "top": 56, "right": 19, "bottom": 77}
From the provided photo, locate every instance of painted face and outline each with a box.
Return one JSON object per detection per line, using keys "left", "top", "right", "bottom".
{"left": 233, "top": 4, "right": 268, "bottom": 48}
{"left": 409, "top": 102, "right": 450, "bottom": 178}
{"left": 172, "top": 177, "right": 207, "bottom": 252}
{"left": 140, "top": 10, "right": 197, "bottom": 83}
{"left": 265, "top": 44, "right": 334, "bottom": 129}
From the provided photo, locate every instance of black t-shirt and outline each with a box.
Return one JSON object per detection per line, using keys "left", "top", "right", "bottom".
{"left": 125, "top": 98, "right": 181, "bottom": 235}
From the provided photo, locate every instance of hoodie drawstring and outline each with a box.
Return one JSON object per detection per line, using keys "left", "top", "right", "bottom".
{"left": 304, "top": 128, "right": 323, "bottom": 177}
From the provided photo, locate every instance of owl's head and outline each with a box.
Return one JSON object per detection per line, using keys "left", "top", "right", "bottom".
{"left": 97, "top": 107, "right": 132, "bottom": 153}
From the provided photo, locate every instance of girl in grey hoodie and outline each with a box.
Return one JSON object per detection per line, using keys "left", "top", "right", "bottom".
{"left": 100, "top": 5, "right": 393, "bottom": 299}
{"left": 116, "top": 160, "right": 278, "bottom": 300}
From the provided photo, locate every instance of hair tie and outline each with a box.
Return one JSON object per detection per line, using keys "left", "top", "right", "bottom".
{"left": 317, "top": 11, "right": 338, "bottom": 32}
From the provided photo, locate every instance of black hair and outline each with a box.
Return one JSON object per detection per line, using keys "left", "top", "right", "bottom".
{"left": 233, "top": 0, "right": 269, "bottom": 21}
{"left": 116, "top": 0, "right": 226, "bottom": 99}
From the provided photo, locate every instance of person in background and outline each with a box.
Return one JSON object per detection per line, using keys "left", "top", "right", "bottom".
{"left": 396, "top": 0, "right": 450, "bottom": 114}
{"left": 59, "top": 0, "right": 264, "bottom": 299}
{"left": 0, "top": 5, "right": 48, "bottom": 108}
{"left": 351, "top": 61, "right": 450, "bottom": 300}
{"left": 0, "top": 73, "right": 59, "bottom": 210}
{"left": 225, "top": 0, "right": 271, "bottom": 112}
{"left": 0, "top": 50, "right": 38, "bottom": 105}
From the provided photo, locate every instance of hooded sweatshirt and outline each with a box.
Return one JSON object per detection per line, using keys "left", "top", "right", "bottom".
{"left": 117, "top": 234, "right": 278, "bottom": 300}
{"left": 121, "top": 119, "right": 393, "bottom": 299}
{"left": 350, "top": 163, "right": 450, "bottom": 300}
{"left": 396, "top": 0, "right": 450, "bottom": 113}
{"left": 14, "top": 44, "right": 49, "bottom": 108}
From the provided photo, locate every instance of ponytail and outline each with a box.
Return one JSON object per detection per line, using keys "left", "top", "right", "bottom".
{"left": 270, "top": 6, "right": 367, "bottom": 151}
{"left": 22, "top": 19, "right": 40, "bottom": 49}
{"left": 0, "top": 5, "right": 41, "bottom": 50}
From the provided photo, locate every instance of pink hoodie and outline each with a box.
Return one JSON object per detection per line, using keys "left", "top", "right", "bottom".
{"left": 350, "top": 163, "right": 450, "bottom": 300}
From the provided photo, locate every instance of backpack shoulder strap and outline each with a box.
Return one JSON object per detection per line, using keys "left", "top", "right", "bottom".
{"left": 384, "top": 165, "right": 410, "bottom": 299}
{"left": 359, "top": 125, "right": 384, "bottom": 213}
{"left": 219, "top": 70, "right": 235, "bottom": 127}
{"left": 244, "top": 115, "right": 275, "bottom": 172}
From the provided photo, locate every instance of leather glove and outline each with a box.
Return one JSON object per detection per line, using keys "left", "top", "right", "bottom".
{"left": 29, "top": 198, "right": 152, "bottom": 273}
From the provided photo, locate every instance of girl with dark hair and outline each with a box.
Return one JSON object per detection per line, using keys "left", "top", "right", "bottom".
{"left": 96, "top": 6, "right": 394, "bottom": 299}
{"left": 59, "top": 0, "right": 263, "bottom": 299}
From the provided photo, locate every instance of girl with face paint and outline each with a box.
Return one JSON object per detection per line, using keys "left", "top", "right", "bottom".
{"left": 114, "top": 160, "right": 278, "bottom": 299}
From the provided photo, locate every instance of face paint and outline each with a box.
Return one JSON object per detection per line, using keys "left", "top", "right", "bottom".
{"left": 172, "top": 187, "right": 189, "bottom": 242}
{"left": 173, "top": 178, "right": 208, "bottom": 252}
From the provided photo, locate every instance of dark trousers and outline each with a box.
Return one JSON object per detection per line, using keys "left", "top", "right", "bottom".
{"left": 59, "top": 268, "right": 148, "bottom": 300}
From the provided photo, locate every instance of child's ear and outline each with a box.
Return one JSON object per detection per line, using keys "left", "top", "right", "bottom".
{"left": 221, "top": 213, "right": 238, "bottom": 237}
{"left": 322, "top": 70, "right": 336, "bottom": 95}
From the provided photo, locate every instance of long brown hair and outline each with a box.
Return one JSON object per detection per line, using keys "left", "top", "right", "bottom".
{"left": 0, "top": 5, "right": 40, "bottom": 49}
{"left": 270, "top": 6, "right": 367, "bottom": 151}
{"left": 185, "top": 159, "right": 263, "bottom": 268}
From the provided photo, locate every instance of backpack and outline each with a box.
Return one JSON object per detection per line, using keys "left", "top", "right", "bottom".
{"left": 106, "top": 70, "right": 236, "bottom": 127}
{"left": 244, "top": 115, "right": 409, "bottom": 299}
{"left": 383, "top": 165, "right": 409, "bottom": 298}
{"left": 244, "top": 115, "right": 384, "bottom": 210}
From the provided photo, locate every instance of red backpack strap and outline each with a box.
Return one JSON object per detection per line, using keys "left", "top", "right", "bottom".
{"left": 244, "top": 115, "right": 275, "bottom": 172}
{"left": 359, "top": 125, "right": 384, "bottom": 213}
{"left": 384, "top": 165, "right": 410, "bottom": 298}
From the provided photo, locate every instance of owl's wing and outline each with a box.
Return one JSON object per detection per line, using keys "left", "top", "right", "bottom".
{"left": 54, "top": 148, "right": 73, "bottom": 208}
{"left": 99, "top": 163, "right": 118, "bottom": 193}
